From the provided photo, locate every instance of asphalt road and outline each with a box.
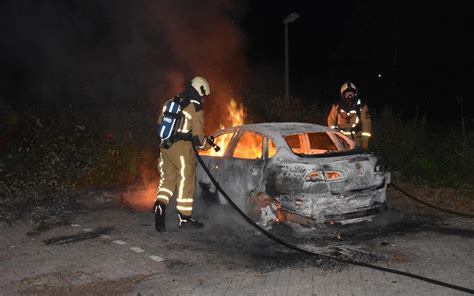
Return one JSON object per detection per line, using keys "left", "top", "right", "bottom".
{"left": 0, "top": 189, "right": 473, "bottom": 296}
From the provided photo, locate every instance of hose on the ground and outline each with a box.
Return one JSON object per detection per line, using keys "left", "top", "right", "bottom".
{"left": 390, "top": 183, "right": 474, "bottom": 218}
{"left": 193, "top": 145, "right": 474, "bottom": 294}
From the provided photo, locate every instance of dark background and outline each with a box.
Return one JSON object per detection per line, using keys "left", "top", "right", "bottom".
{"left": 1, "top": 0, "right": 473, "bottom": 126}
{"left": 243, "top": 1, "right": 474, "bottom": 122}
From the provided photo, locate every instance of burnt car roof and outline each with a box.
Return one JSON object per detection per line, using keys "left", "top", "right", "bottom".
{"left": 217, "top": 122, "right": 333, "bottom": 137}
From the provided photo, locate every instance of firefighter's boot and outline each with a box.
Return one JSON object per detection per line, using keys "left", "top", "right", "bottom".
{"left": 177, "top": 212, "right": 204, "bottom": 230}
{"left": 154, "top": 200, "right": 167, "bottom": 232}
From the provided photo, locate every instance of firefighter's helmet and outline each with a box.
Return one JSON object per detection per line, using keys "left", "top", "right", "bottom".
{"left": 340, "top": 81, "right": 357, "bottom": 96}
{"left": 191, "top": 76, "right": 211, "bottom": 96}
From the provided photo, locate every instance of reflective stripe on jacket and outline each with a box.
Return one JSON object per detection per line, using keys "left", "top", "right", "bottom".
{"left": 327, "top": 104, "right": 372, "bottom": 138}
{"left": 158, "top": 98, "right": 206, "bottom": 148}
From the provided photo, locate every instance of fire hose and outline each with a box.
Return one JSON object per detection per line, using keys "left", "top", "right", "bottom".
{"left": 192, "top": 144, "right": 474, "bottom": 294}
{"left": 390, "top": 183, "right": 474, "bottom": 218}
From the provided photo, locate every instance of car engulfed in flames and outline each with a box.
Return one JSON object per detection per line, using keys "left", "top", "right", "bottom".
{"left": 197, "top": 122, "right": 391, "bottom": 227}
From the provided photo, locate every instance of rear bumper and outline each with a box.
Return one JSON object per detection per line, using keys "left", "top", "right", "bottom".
{"left": 323, "top": 202, "right": 387, "bottom": 222}
{"left": 282, "top": 202, "right": 387, "bottom": 226}
{"left": 279, "top": 184, "right": 388, "bottom": 225}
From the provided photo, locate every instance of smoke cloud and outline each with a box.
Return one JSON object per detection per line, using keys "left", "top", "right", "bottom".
{"left": 1, "top": 0, "right": 251, "bottom": 211}
{"left": 1, "top": 0, "right": 249, "bottom": 127}
{"left": 146, "top": 0, "right": 249, "bottom": 131}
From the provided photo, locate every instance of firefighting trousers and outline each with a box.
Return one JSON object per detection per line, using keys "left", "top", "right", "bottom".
{"left": 155, "top": 141, "right": 196, "bottom": 216}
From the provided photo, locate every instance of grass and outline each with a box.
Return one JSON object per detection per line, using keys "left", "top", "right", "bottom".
{"left": 240, "top": 96, "right": 474, "bottom": 188}
{"left": 1, "top": 96, "right": 473, "bottom": 201}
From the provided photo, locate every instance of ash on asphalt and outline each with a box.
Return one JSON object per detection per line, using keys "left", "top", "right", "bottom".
{"left": 42, "top": 226, "right": 114, "bottom": 245}
{"left": 185, "top": 200, "right": 454, "bottom": 272}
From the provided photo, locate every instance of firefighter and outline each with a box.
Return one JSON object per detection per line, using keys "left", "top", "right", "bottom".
{"left": 154, "top": 76, "right": 210, "bottom": 232}
{"left": 327, "top": 81, "right": 372, "bottom": 149}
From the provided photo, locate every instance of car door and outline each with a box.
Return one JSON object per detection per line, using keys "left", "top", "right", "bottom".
{"left": 218, "top": 130, "right": 266, "bottom": 210}
{"left": 197, "top": 130, "right": 236, "bottom": 199}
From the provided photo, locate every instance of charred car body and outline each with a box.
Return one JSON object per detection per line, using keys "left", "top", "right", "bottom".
{"left": 197, "top": 123, "right": 390, "bottom": 226}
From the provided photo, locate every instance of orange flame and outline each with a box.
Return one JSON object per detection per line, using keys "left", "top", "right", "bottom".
{"left": 227, "top": 99, "right": 244, "bottom": 127}
{"left": 200, "top": 98, "right": 262, "bottom": 160}
{"left": 232, "top": 132, "right": 262, "bottom": 160}
{"left": 200, "top": 98, "right": 245, "bottom": 157}
{"left": 122, "top": 100, "right": 247, "bottom": 212}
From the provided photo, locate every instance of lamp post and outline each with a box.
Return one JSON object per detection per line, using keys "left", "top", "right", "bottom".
{"left": 283, "top": 12, "right": 299, "bottom": 104}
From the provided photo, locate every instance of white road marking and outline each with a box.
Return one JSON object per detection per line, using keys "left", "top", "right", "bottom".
{"left": 149, "top": 255, "right": 165, "bottom": 262}
{"left": 113, "top": 240, "right": 127, "bottom": 245}
{"left": 130, "top": 247, "right": 145, "bottom": 253}
{"left": 70, "top": 224, "right": 161, "bottom": 263}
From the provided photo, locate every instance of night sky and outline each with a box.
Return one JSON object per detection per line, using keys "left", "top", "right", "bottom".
{"left": 242, "top": 1, "right": 474, "bottom": 120}
{"left": 1, "top": 0, "right": 473, "bottom": 124}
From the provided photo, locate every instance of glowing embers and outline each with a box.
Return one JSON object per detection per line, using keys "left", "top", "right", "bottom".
{"left": 304, "top": 170, "right": 344, "bottom": 182}
{"left": 274, "top": 202, "right": 286, "bottom": 222}
{"left": 249, "top": 192, "right": 286, "bottom": 228}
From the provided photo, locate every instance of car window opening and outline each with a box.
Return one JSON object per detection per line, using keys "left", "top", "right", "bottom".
{"left": 285, "top": 134, "right": 303, "bottom": 154}
{"left": 232, "top": 131, "right": 263, "bottom": 160}
{"left": 284, "top": 132, "right": 353, "bottom": 156}
{"left": 199, "top": 132, "right": 234, "bottom": 157}
{"left": 268, "top": 139, "right": 277, "bottom": 158}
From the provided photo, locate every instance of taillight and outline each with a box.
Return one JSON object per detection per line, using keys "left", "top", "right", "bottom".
{"left": 324, "top": 171, "right": 342, "bottom": 180}
{"left": 305, "top": 171, "right": 323, "bottom": 182}
{"left": 305, "top": 170, "right": 344, "bottom": 182}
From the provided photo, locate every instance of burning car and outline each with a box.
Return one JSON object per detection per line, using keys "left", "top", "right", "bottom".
{"left": 197, "top": 122, "right": 390, "bottom": 226}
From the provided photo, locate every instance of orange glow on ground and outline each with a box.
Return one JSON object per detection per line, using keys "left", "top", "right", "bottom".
{"left": 121, "top": 183, "right": 157, "bottom": 212}
{"left": 120, "top": 151, "right": 158, "bottom": 212}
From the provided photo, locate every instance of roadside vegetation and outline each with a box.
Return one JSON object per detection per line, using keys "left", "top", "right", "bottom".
{"left": 243, "top": 95, "right": 474, "bottom": 188}
{"left": 1, "top": 96, "right": 472, "bottom": 220}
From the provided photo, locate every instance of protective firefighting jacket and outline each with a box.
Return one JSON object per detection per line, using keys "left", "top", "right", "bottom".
{"left": 327, "top": 98, "right": 372, "bottom": 149}
{"left": 155, "top": 89, "right": 207, "bottom": 216}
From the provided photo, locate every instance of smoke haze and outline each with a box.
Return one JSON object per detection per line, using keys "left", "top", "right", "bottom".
{"left": 1, "top": 0, "right": 249, "bottom": 132}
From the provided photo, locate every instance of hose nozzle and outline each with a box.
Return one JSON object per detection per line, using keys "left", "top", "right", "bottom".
{"left": 205, "top": 136, "right": 220, "bottom": 152}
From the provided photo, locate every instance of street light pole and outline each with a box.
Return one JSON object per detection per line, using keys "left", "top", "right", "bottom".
{"left": 284, "top": 22, "right": 289, "bottom": 104}
{"left": 283, "top": 12, "right": 299, "bottom": 105}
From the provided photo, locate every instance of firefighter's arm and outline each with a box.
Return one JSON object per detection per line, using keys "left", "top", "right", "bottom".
{"left": 191, "top": 107, "right": 210, "bottom": 150}
{"left": 327, "top": 105, "right": 338, "bottom": 129}
{"left": 360, "top": 105, "right": 372, "bottom": 149}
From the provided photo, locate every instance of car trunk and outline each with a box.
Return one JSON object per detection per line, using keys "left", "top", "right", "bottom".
{"left": 265, "top": 153, "right": 389, "bottom": 223}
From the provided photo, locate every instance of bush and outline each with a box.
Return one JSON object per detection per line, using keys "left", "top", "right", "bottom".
{"left": 0, "top": 101, "right": 157, "bottom": 208}
{"left": 370, "top": 105, "right": 474, "bottom": 186}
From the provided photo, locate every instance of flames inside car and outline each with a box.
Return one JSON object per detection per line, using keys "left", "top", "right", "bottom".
{"left": 196, "top": 122, "right": 390, "bottom": 227}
